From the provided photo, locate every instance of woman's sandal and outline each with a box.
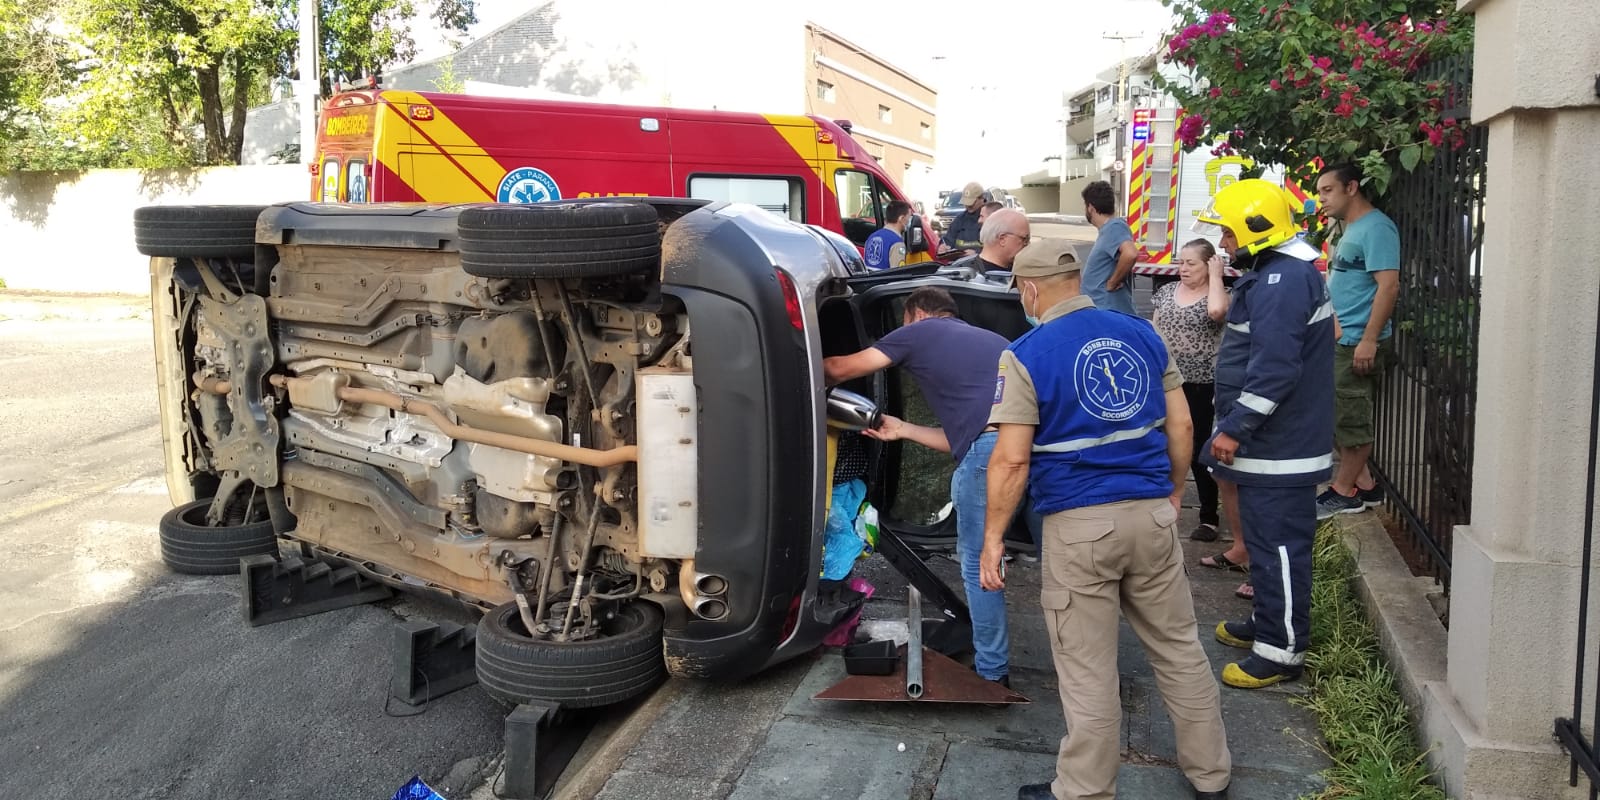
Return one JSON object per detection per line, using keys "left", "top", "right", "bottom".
{"left": 1235, "top": 582, "right": 1254, "bottom": 600}
{"left": 1199, "top": 552, "right": 1249, "bottom": 572}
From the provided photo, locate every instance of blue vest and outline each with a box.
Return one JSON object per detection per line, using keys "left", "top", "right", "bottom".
{"left": 1010, "top": 308, "right": 1173, "bottom": 515}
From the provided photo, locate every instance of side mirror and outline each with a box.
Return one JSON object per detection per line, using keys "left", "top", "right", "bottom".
{"left": 906, "top": 214, "right": 928, "bottom": 253}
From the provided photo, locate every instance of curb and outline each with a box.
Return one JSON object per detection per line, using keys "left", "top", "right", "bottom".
{"left": 1334, "top": 511, "right": 1449, "bottom": 715}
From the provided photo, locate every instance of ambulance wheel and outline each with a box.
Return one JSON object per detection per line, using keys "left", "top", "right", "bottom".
{"left": 134, "top": 205, "right": 265, "bottom": 260}
{"left": 457, "top": 202, "right": 661, "bottom": 279}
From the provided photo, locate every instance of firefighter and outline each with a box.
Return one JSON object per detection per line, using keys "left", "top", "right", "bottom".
{"left": 1194, "top": 179, "right": 1335, "bottom": 689}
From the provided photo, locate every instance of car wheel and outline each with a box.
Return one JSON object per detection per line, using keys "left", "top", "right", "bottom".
{"left": 134, "top": 205, "right": 265, "bottom": 260}
{"left": 475, "top": 600, "right": 666, "bottom": 709}
{"left": 157, "top": 497, "right": 279, "bottom": 575}
{"left": 456, "top": 202, "right": 661, "bottom": 279}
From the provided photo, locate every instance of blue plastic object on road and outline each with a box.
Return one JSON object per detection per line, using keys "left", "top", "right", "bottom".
{"left": 392, "top": 776, "right": 448, "bottom": 800}
{"left": 822, "top": 479, "right": 867, "bottom": 580}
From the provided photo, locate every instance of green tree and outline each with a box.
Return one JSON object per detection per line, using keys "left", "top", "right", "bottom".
{"left": 0, "top": 0, "right": 476, "bottom": 169}
{"left": 1155, "top": 0, "right": 1474, "bottom": 196}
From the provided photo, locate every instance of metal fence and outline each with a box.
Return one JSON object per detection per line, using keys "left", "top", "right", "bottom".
{"left": 1369, "top": 52, "right": 1487, "bottom": 591}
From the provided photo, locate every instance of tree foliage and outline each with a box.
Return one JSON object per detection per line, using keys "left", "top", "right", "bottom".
{"left": 0, "top": 0, "right": 475, "bottom": 170}
{"left": 1155, "top": 0, "right": 1474, "bottom": 196}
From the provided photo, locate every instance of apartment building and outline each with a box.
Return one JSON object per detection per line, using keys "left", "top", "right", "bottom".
{"left": 802, "top": 23, "right": 938, "bottom": 196}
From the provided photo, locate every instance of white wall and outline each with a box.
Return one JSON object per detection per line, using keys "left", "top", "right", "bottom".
{"left": 0, "top": 165, "right": 307, "bottom": 295}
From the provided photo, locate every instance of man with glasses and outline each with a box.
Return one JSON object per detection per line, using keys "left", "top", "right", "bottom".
{"left": 1082, "top": 180, "right": 1140, "bottom": 315}
{"left": 954, "top": 207, "right": 1032, "bottom": 276}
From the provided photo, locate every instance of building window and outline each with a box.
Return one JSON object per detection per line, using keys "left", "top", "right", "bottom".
{"left": 816, "top": 80, "right": 835, "bottom": 103}
{"left": 1096, "top": 130, "right": 1112, "bottom": 147}
{"left": 919, "top": 122, "right": 931, "bottom": 140}
{"left": 877, "top": 104, "right": 892, "bottom": 123}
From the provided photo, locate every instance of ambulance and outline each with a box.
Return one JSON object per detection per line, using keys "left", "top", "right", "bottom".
{"left": 1123, "top": 107, "right": 1324, "bottom": 283}
{"left": 310, "top": 82, "right": 938, "bottom": 263}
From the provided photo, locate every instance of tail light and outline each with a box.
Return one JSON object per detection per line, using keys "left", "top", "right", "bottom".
{"left": 775, "top": 269, "right": 804, "bottom": 331}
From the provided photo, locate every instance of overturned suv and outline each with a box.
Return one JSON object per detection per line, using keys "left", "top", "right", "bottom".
{"left": 135, "top": 198, "right": 1024, "bottom": 709}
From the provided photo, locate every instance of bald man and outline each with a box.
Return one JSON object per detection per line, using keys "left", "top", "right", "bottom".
{"left": 953, "top": 207, "right": 1031, "bottom": 275}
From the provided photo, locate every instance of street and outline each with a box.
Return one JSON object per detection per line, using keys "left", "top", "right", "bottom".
{"left": 0, "top": 294, "right": 506, "bottom": 799}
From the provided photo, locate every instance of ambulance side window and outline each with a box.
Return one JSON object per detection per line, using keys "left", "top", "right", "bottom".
{"left": 687, "top": 175, "right": 804, "bottom": 222}
{"left": 833, "top": 170, "right": 891, "bottom": 246}
{"left": 320, "top": 157, "right": 341, "bottom": 202}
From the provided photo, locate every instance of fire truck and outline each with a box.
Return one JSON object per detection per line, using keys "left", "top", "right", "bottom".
{"left": 1124, "top": 107, "right": 1324, "bottom": 284}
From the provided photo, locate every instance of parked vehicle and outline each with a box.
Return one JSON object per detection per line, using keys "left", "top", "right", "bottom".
{"left": 133, "top": 198, "right": 1026, "bottom": 708}
{"left": 1121, "top": 107, "right": 1322, "bottom": 284}
{"left": 310, "top": 82, "right": 937, "bottom": 263}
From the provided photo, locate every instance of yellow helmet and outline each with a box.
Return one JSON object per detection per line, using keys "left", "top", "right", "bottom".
{"left": 1193, "top": 178, "right": 1300, "bottom": 255}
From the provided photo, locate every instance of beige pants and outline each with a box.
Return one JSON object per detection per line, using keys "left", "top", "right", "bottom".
{"left": 1040, "top": 497, "right": 1231, "bottom": 799}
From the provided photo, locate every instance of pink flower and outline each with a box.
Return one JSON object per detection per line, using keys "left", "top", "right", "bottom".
{"left": 1209, "top": 87, "right": 1222, "bottom": 98}
{"left": 1314, "top": 56, "right": 1333, "bottom": 70}
{"left": 1334, "top": 102, "right": 1354, "bottom": 117}
{"left": 1270, "top": 79, "right": 1283, "bottom": 90}
{"left": 1351, "top": 55, "right": 1365, "bottom": 70}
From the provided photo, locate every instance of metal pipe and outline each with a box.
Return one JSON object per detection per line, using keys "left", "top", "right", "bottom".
{"left": 678, "top": 558, "right": 698, "bottom": 610}
{"left": 557, "top": 494, "right": 605, "bottom": 641}
{"left": 266, "top": 375, "right": 638, "bottom": 467}
{"left": 532, "top": 511, "right": 563, "bottom": 633}
{"left": 906, "top": 585, "right": 924, "bottom": 699}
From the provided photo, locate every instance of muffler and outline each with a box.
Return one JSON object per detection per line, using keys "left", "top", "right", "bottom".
{"left": 826, "top": 388, "right": 881, "bottom": 432}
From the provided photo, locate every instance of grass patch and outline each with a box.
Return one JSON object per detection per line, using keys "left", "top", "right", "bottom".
{"left": 1298, "top": 522, "right": 1446, "bottom": 799}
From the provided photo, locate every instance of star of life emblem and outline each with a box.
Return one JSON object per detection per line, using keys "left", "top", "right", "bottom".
{"left": 1073, "top": 338, "right": 1150, "bottom": 422}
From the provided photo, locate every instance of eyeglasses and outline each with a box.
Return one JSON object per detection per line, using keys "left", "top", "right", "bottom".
{"left": 1002, "top": 232, "right": 1031, "bottom": 245}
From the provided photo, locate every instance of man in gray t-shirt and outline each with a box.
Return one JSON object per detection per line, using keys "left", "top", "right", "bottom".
{"left": 1082, "top": 180, "right": 1138, "bottom": 314}
{"left": 823, "top": 287, "right": 1015, "bottom": 683}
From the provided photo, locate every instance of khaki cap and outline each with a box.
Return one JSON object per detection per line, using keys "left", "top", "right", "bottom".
{"left": 1010, "top": 237, "right": 1084, "bottom": 282}
{"left": 960, "top": 181, "right": 987, "bottom": 205}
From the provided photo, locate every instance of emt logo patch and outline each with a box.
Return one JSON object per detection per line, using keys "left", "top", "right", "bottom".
{"left": 1073, "top": 338, "right": 1151, "bottom": 422}
{"left": 993, "top": 375, "right": 1006, "bottom": 404}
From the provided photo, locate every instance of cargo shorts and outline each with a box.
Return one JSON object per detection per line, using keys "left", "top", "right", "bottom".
{"left": 1334, "top": 340, "right": 1391, "bottom": 448}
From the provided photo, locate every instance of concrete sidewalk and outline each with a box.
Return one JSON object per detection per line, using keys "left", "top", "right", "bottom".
{"left": 556, "top": 496, "right": 1332, "bottom": 800}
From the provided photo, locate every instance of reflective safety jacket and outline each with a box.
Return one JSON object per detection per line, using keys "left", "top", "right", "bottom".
{"left": 1202, "top": 240, "right": 1336, "bottom": 487}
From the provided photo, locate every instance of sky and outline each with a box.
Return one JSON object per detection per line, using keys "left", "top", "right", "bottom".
{"left": 411, "top": 0, "right": 1178, "bottom": 190}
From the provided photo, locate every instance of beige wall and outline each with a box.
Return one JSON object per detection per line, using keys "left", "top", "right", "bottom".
{"left": 802, "top": 24, "right": 937, "bottom": 189}
{"left": 0, "top": 166, "right": 307, "bottom": 295}
{"left": 1419, "top": 0, "right": 1600, "bottom": 797}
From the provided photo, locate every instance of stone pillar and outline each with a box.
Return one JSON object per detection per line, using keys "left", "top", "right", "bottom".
{"left": 1424, "top": 1, "right": 1600, "bottom": 797}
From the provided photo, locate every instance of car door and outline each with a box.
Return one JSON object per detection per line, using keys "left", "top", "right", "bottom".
{"left": 839, "top": 273, "right": 1034, "bottom": 551}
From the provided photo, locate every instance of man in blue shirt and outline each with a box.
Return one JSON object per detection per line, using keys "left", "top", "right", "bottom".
{"left": 939, "top": 181, "right": 988, "bottom": 255}
{"left": 1082, "top": 180, "right": 1139, "bottom": 315}
{"left": 863, "top": 200, "right": 910, "bottom": 270}
{"left": 823, "top": 288, "right": 1016, "bottom": 686}
{"left": 1313, "top": 163, "right": 1401, "bottom": 518}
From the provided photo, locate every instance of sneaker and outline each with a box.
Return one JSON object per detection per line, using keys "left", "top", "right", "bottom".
{"left": 1222, "top": 654, "right": 1303, "bottom": 689}
{"left": 1214, "top": 619, "right": 1255, "bottom": 649}
{"left": 1358, "top": 484, "right": 1385, "bottom": 508}
{"left": 1315, "top": 487, "right": 1365, "bottom": 520}
{"left": 1189, "top": 523, "right": 1219, "bottom": 542}
{"left": 1017, "top": 552, "right": 1040, "bottom": 563}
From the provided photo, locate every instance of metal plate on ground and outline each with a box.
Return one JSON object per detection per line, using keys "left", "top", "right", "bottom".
{"left": 813, "top": 645, "right": 1030, "bottom": 704}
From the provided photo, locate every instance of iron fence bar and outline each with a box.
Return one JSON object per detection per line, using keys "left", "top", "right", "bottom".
{"left": 1556, "top": 248, "right": 1600, "bottom": 792}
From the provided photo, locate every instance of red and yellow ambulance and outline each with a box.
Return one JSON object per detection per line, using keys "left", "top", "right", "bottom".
{"left": 311, "top": 84, "right": 937, "bottom": 263}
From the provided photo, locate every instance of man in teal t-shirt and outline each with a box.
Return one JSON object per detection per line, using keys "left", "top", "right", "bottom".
{"left": 1314, "top": 163, "right": 1400, "bottom": 518}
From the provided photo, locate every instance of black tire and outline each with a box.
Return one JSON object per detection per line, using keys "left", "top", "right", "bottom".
{"left": 476, "top": 600, "right": 665, "bottom": 709}
{"left": 134, "top": 205, "right": 265, "bottom": 260}
{"left": 457, "top": 202, "right": 661, "bottom": 279}
{"left": 158, "top": 498, "right": 278, "bottom": 575}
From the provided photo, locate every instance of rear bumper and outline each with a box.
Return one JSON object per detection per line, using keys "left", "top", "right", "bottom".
{"left": 658, "top": 208, "right": 831, "bottom": 681}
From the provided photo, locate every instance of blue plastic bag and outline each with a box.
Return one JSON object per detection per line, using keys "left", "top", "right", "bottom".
{"left": 822, "top": 479, "right": 867, "bottom": 580}
{"left": 391, "top": 776, "right": 448, "bottom": 800}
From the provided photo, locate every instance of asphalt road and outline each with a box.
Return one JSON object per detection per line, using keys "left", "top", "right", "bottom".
{"left": 0, "top": 295, "right": 507, "bottom": 799}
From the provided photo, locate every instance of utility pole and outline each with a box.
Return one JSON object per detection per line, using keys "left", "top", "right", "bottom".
{"left": 297, "top": 0, "right": 319, "bottom": 163}
{"left": 1103, "top": 31, "right": 1141, "bottom": 215}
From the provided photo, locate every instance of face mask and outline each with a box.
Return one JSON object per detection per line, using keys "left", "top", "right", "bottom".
{"left": 1022, "top": 283, "right": 1041, "bottom": 327}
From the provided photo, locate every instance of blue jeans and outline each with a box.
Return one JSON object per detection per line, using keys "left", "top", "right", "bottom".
{"left": 951, "top": 431, "right": 1009, "bottom": 680}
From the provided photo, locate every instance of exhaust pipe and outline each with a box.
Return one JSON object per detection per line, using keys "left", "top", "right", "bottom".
{"left": 826, "top": 387, "right": 881, "bottom": 432}
{"left": 692, "top": 596, "right": 730, "bottom": 621}
{"left": 694, "top": 573, "right": 728, "bottom": 597}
